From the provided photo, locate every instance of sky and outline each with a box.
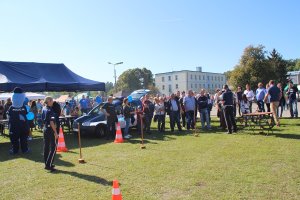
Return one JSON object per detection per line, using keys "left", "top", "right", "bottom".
{"left": 0, "top": 0, "right": 299, "bottom": 84}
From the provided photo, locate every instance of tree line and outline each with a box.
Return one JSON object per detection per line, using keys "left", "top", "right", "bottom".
{"left": 227, "top": 45, "right": 300, "bottom": 90}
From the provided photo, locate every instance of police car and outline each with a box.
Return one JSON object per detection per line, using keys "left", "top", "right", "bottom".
{"left": 72, "top": 97, "right": 140, "bottom": 137}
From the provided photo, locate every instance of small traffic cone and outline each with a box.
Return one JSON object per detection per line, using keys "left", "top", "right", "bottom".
{"left": 57, "top": 127, "right": 68, "bottom": 152}
{"left": 112, "top": 180, "right": 122, "bottom": 200}
{"left": 114, "top": 122, "right": 124, "bottom": 143}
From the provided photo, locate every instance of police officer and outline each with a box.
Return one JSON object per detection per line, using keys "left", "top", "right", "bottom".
{"left": 221, "top": 85, "right": 237, "bottom": 134}
{"left": 42, "top": 96, "right": 58, "bottom": 172}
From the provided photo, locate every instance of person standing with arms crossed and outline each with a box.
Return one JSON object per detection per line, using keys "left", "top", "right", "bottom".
{"left": 42, "top": 96, "right": 58, "bottom": 172}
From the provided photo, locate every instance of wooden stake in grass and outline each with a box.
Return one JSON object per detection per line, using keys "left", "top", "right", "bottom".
{"left": 78, "top": 124, "right": 86, "bottom": 163}
{"left": 140, "top": 114, "right": 146, "bottom": 149}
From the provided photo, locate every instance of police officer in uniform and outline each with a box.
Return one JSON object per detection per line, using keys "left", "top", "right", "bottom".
{"left": 221, "top": 85, "right": 237, "bottom": 134}
{"left": 42, "top": 96, "right": 58, "bottom": 172}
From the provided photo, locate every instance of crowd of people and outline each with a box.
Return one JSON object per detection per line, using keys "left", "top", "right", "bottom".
{"left": 100, "top": 79, "right": 299, "bottom": 138}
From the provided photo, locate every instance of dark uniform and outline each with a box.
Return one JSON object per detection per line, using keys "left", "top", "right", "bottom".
{"left": 7, "top": 105, "right": 30, "bottom": 154}
{"left": 222, "top": 89, "right": 237, "bottom": 134}
{"left": 102, "top": 102, "right": 117, "bottom": 140}
{"left": 42, "top": 106, "right": 57, "bottom": 169}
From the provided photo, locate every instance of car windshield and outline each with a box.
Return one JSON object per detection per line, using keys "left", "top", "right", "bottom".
{"left": 130, "top": 92, "right": 146, "bottom": 99}
{"left": 89, "top": 103, "right": 104, "bottom": 115}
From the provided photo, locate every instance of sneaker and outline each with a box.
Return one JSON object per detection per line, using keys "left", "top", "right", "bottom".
{"left": 27, "top": 136, "right": 32, "bottom": 141}
{"left": 9, "top": 149, "right": 18, "bottom": 155}
{"left": 128, "top": 134, "right": 132, "bottom": 138}
{"left": 45, "top": 166, "right": 56, "bottom": 172}
{"left": 124, "top": 135, "right": 130, "bottom": 139}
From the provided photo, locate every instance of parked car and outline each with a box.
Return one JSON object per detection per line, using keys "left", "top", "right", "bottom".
{"left": 129, "top": 89, "right": 150, "bottom": 100}
{"left": 72, "top": 97, "right": 140, "bottom": 137}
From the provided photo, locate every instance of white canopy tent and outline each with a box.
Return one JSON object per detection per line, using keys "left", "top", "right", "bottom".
{"left": 0, "top": 92, "right": 46, "bottom": 101}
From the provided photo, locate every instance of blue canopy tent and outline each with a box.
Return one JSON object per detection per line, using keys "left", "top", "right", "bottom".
{"left": 0, "top": 61, "right": 105, "bottom": 92}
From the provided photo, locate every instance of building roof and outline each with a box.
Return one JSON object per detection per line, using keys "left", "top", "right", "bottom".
{"left": 155, "top": 70, "right": 225, "bottom": 76}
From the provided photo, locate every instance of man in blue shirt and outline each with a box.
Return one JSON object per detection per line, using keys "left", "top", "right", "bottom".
{"left": 79, "top": 95, "right": 88, "bottom": 115}
{"left": 255, "top": 82, "right": 267, "bottom": 112}
{"left": 264, "top": 80, "right": 281, "bottom": 126}
{"left": 183, "top": 90, "right": 196, "bottom": 130}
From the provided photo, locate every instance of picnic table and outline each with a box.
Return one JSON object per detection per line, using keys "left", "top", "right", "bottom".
{"left": 237, "top": 112, "right": 275, "bottom": 135}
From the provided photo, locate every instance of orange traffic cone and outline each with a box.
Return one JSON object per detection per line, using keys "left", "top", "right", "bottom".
{"left": 57, "top": 127, "right": 68, "bottom": 152}
{"left": 112, "top": 180, "right": 122, "bottom": 200}
{"left": 114, "top": 122, "right": 124, "bottom": 143}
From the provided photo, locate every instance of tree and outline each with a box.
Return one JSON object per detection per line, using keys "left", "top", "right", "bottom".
{"left": 105, "top": 81, "right": 114, "bottom": 94}
{"left": 116, "top": 68, "right": 154, "bottom": 92}
{"left": 267, "top": 49, "right": 288, "bottom": 85}
{"left": 228, "top": 45, "right": 272, "bottom": 90}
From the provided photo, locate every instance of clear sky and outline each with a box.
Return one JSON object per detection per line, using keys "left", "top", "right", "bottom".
{"left": 0, "top": 0, "right": 299, "bottom": 83}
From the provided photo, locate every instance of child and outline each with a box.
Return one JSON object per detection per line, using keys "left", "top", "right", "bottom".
{"left": 240, "top": 94, "right": 250, "bottom": 114}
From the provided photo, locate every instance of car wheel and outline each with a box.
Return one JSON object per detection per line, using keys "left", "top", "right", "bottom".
{"left": 95, "top": 125, "right": 106, "bottom": 137}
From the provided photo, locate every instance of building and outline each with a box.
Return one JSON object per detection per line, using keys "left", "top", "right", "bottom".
{"left": 287, "top": 71, "right": 300, "bottom": 85}
{"left": 154, "top": 67, "right": 226, "bottom": 95}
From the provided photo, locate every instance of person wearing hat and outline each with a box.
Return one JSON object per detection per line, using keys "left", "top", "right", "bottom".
{"left": 42, "top": 96, "right": 58, "bottom": 172}
{"left": 7, "top": 87, "right": 30, "bottom": 154}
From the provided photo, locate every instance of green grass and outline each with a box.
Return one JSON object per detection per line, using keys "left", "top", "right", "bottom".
{"left": 1, "top": 118, "right": 300, "bottom": 200}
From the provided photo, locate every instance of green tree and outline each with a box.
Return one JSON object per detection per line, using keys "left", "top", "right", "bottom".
{"left": 116, "top": 68, "right": 154, "bottom": 92}
{"left": 228, "top": 45, "right": 272, "bottom": 90}
{"left": 267, "top": 49, "right": 288, "bottom": 85}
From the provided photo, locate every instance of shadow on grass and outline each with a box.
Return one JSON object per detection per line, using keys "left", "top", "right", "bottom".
{"left": 55, "top": 169, "right": 112, "bottom": 186}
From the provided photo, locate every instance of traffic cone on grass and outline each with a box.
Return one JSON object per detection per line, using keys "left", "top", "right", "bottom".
{"left": 57, "top": 127, "right": 68, "bottom": 152}
{"left": 112, "top": 180, "right": 122, "bottom": 200}
{"left": 114, "top": 122, "right": 124, "bottom": 143}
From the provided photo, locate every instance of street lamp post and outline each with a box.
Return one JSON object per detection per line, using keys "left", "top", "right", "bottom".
{"left": 108, "top": 62, "right": 123, "bottom": 91}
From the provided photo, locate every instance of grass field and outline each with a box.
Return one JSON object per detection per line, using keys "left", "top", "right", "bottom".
{"left": 1, "top": 118, "right": 300, "bottom": 200}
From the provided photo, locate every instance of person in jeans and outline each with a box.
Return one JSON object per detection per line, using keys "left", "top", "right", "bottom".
{"left": 154, "top": 97, "right": 165, "bottom": 132}
{"left": 167, "top": 93, "right": 182, "bottom": 132}
{"left": 123, "top": 98, "right": 134, "bottom": 139}
{"left": 183, "top": 90, "right": 196, "bottom": 130}
{"left": 255, "top": 82, "right": 266, "bottom": 112}
{"left": 244, "top": 84, "right": 255, "bottom": 113}
{"left": 142, "top": 94, "right": 154, "bottom": 134}
{"left": 277, "top": 83, "right": 285, "bottom": 118}
{"left": 286, "top": 81, "right": 299, "bottom": 118}
{"left": 264, "top": 80, "right": 281, "bottom": 126}
{"left": 179, "top": 91, "right": 186, "bottom": 128}
{"left": 197, "top": 89, "right": 211, "bottom": 130}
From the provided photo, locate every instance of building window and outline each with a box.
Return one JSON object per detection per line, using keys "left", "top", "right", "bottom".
{"left": 203, "top": 83, "right": 205, "bottom": 88}
{"left": 195, "top": 83, "right": 197, "bottom": 88}
{"left": 162, "top": 85, "right": 165, "bottom": 90}
{"left": 195, "top": 75, "right": 197, "bottom": 80}
{"left": 199, "top": 83, "right": 202, "bottom": 88}
{"left": 175, "top": 75, "right": 178, "bottom": 80}
{"left": 190, "top": 74, "right": 193, "bottom": 79}
{"left": 208, "top": 84, "right": 210, "bottom": 89}
{"left": 162, "top": 77, "right": 165, "bottom": 82}
{"left": 168, "top": 76, "right": 171, "bottom": 81}
{"left": 176, "top": 84, "right": 178, "bottom": 89}
{"left": 203, "top": 75, "right": 205, "bottom": 80}
{"left": 215, "top": 76, "right": 217, "bottom": 81}
{"left": 207, "top": 76, "right": 209, "bottom": 80}
{"left": 218, "top": 77, "right": 220, "bottom": 81}
{"left": 221, "top": 77, "right": 223, "bottom": 81}
{"left": 191, "top": 84, "right": 193, "bottom": 88}
{"left": 199, "top": 75, "right": 201, "bottom": 80}
{"left": 168, "top": 85, "right": 172, "bottom": 93}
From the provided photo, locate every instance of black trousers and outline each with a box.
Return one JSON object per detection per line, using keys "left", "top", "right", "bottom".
{"left": 43, "top": 128, "right": 57, "bottom": 167}
{"left": 9, "top": 128, "right": 29, "bottom": 153}
{"left": 223, "top": 106, "right": 237, "bottom": 133}
{"left": 181, "top": 112, "right": 186, "bottom": 128}
{"left": 106, "top": 119, "right": 116, "bottom": 139}
{"left": 157, "top": 115, "right": 165, "bottom": 132}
